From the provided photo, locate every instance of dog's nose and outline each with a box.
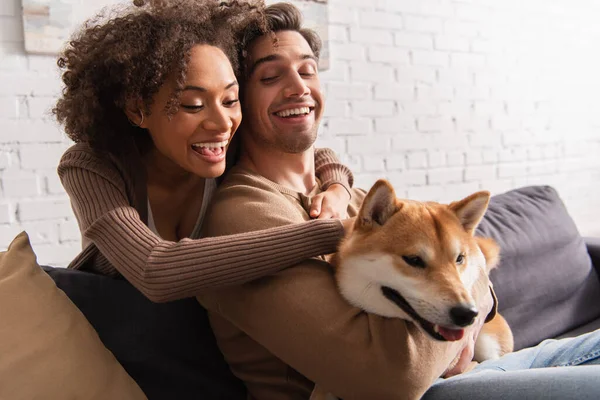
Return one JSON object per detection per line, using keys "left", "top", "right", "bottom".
{"left": 450, "top": 305, "right": 479, "bottom": 327}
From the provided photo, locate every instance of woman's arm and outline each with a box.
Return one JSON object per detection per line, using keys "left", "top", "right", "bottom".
{"left": 312, "top": 148, "right": 355, "bottom": 218}
{"left": 314, "top": 148, "right": 353, "bottom": 195}
{"left": 58, "top": 150, "right": 345, "bottom": 303}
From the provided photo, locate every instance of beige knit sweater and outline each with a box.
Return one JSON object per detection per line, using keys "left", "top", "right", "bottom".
{"left": 57, "top": 139, "right": 353, "bottom": 302}
{"left": 198, "top": 166, "right": 496, "bottom": 400}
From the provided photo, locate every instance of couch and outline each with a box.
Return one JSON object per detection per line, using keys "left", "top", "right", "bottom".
{"left": 42, "top": 185, "right": 600, "bottom": 399}
{"left": 476, "top": 185, "right": 600, "bottom": 350}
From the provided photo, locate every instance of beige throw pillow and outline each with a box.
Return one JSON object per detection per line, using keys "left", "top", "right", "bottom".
{"left": 0, "top": 232, "right": 147, "bottom": 400}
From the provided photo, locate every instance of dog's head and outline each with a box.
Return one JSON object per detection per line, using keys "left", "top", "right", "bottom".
{"left": 336, "top": 179, "right": 494, "bottom": 342}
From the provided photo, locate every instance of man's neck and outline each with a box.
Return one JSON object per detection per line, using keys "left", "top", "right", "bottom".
{"left": 238, "top": 142, "right": 316, "bottom": 195}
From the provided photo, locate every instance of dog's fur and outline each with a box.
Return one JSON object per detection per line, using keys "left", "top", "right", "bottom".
{"left": 311, "top": 180, "right": 513, "bottom": 400}
{"left": 470, "top": 237, "right": 514, "bottom": 361}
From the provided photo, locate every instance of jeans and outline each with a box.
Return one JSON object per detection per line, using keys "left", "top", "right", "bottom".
{"left": 422, "top": 329, "right": 600, "bottom": 400}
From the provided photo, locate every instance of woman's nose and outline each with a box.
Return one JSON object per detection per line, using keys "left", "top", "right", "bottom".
{"left": 202, "top": 107, "right": 233, "bottom": 132}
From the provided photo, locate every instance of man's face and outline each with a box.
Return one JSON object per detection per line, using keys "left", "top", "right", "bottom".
{"left": 242, "top": 30, "right": 323, "bottom": 154}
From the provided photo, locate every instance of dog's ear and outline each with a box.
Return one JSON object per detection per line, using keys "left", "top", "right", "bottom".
{"left": 449, "top": 191, "right": 490, "bottom": 235}
{"left": 356, "top": 179, "right": 399, "bottom": 231}
{"left": 475, "top": 236, "right": 501, "bottom": 272}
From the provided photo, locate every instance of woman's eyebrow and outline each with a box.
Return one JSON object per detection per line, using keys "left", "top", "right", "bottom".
{"left": 183, "top": 81, "right": 238, "bottom": 92}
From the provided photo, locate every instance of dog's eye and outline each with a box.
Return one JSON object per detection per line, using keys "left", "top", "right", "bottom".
{"left": 456, "top": 254, "right": 465, "bottom": 264}
{"left": 402, "top": 255, "right": 426, "bottom": 269}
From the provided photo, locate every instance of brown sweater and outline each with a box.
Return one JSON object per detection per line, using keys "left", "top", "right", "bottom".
{"left": 56, "top": 138, "right": 353, "bottom": 302}
{"left": 199, "top": 167, "right": 494, "bottom": 400}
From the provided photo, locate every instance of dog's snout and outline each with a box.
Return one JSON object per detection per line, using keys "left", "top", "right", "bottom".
{"left": 450, "top": 305, "right": 479, "bottom": 327}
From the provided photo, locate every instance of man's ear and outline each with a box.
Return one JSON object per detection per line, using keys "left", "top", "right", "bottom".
{"left": 356, "top": 179, "right": 399, "bottom": 231}
{"left": 124, "top": 99, "right": 145, "bottom": 128}
{"left": 449, "top": 191, "right": 490, "bottom": 235}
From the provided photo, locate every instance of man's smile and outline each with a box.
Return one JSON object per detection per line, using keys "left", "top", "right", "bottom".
{"left": 274, "top": 106, "right": 312, "bottom": 118}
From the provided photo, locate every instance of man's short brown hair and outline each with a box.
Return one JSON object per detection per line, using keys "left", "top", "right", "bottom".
{"left": 240, "top": 2, "right": 322, "bottom": 77}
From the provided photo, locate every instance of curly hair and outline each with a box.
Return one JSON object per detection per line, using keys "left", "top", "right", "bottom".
{"left": 53, "top": 0, "right": 266, "bottom": 151}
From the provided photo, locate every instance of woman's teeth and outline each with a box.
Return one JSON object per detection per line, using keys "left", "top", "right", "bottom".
{"left": 275, "top": 107, "right": 311, "bottom": 118}
{"left": 191, "top": 140, "right": 228, "bottom": 150}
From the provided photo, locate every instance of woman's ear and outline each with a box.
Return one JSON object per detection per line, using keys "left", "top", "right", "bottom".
{"left": 124, "top": 99, "right": 146, "bottom": 128}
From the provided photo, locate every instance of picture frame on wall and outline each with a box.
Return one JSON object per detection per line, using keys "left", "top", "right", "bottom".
{"left": 21, "top": 0, "right": 330, "bottom": 71}
{"left": 22, "top": 0, "right": 74, "bottom": 55}
{"left": 21, "top": 0, "right": 113, "bottom": 55}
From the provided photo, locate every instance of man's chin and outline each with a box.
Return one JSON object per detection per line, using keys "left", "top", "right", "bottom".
{"left": 279, "top": 140, "right": 316, "bottom": 154}
{"left": 275, "top": 131, "right": 318, "bottom": 154}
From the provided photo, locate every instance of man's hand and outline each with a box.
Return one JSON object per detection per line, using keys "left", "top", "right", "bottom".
{"left": 443, "top": 329, "right": 479, "bottom": 378}
{"left": 310, "top": 183, "right": 351, "bottom": 219}
{"left": 443, "top": 283, "right": 494, "bottom": 378}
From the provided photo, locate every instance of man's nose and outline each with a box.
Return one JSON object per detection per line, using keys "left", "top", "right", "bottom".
{"left": 202, "top": 106, "right": 233, "bottom": 132}
{"left": 283, "top": 72, "right": 311, "bottom": 98}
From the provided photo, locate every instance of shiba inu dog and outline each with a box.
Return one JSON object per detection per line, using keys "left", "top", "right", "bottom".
{"left": 334, "top": 179, "right": 513, "bottom": 358}
{"left": 312, "top": 180, "right": 513, "bottom": 400}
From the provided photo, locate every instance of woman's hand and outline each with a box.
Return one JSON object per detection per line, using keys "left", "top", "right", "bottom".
{"left": 310, "top": 184, "right": 351, "bottom": 219}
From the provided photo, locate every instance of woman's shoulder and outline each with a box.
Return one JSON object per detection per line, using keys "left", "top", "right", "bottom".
{"left": 61, "top": 141, "right": 94, "bottom": 156}
{"left": 59, "top": 142, "right": 107, "bottom": 166}
{"left": 58, "top": 140, "right": 140, "bottom": 173}
{"left": 57, "top": 141, "right": 138, "bottom": 189}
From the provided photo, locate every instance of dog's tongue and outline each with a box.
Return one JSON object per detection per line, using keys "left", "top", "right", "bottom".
{"left": 438, "top": 326, "right": 465, "bottom": 341}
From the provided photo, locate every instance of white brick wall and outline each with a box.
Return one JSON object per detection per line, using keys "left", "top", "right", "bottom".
{"left": 2, "top": 0, "right": 600, "bottom": 267}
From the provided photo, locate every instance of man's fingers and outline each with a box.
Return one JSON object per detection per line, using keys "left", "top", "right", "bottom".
{"left": 318, "top": 201, "right": 334, "bottom": 219}
{"left": 310, "top": 195, "right": 323, "bottom": 217}
{"left": 443, "top": 344, "right": 473, "bottom": 377}
{"left": 317, "top": 203, "right": 340, "bottom": 219}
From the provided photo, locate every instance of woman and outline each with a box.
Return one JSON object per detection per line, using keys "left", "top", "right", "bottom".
{"left": 53, "top": 0, "right": 353, "bottom": 302}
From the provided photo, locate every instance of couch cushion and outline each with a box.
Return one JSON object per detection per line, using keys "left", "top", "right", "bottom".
{"left": 43, "top": 265, "right": 246, "bottom": 400}
{"left": 555, "top": 317, "right": 600, "bottom": 340}
{"left": 477, "top": 186, "right": 600, "bottom": 350}
{"left": 0, "top": 232, "right": 146, "bottom": 400}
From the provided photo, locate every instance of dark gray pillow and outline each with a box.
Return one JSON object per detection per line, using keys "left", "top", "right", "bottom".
{"left": 477, "top": 186, "right": 600, "bottom": 350}
{"left": 43, "top": 266, "right": 245, "bottom": 400}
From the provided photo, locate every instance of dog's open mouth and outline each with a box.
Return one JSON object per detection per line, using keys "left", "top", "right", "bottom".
{"left": 381, "top": 286, "right": 465, "bottom": 342}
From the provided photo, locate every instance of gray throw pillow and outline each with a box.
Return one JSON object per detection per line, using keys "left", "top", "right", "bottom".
{"left": 477, "top": 186, "right": 600, "bottom": 350}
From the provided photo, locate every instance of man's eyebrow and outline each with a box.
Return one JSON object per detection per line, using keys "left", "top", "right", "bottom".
{"left": 300, "top": 54, "right": 318, "bottom": 63}
{"left": 182, "top": 81, "right": 238, "bottom": 92}
{"left": 249, "top": 53, "right": 318, "bottom": 75}
{"left": 249, "top": 54, "right": 281, "bottom": 76}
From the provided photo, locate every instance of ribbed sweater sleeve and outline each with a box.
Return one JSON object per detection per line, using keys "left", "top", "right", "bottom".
{"left": 58, "top": 150, "right": 345, "bottom": 302}
{"left": 314, "top": 148, "right": 354, "bottom": 195}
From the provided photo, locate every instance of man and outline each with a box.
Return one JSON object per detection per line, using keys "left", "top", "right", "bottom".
{"left": 199, "top": 3, "right": 491, "bottom": 399}
{"left": 200, "top": 3, "right": 600, "bottom": 400}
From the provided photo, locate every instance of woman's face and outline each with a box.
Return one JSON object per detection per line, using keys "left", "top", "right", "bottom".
{"left": 141, "top": 44, "right": 241, "bottom": 178}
